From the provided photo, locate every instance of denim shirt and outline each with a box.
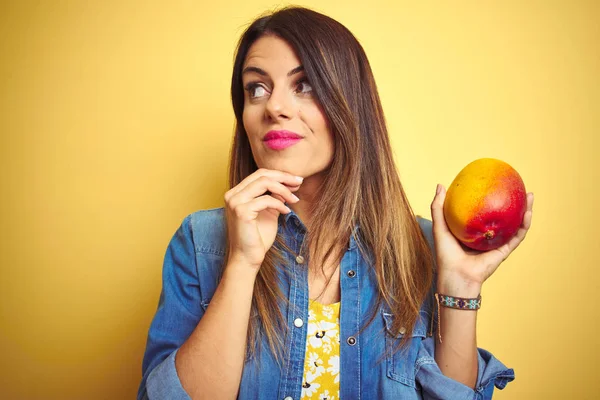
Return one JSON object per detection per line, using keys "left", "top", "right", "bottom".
{"left": 138, "top": 207, "right": 515, "bottom": 400}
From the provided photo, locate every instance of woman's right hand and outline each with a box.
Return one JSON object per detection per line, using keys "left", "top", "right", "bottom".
{"left": 224, "top": 168, "right": 303, "bottom": 271}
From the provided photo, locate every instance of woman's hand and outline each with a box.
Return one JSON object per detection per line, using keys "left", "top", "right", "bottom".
{"left": 224, "top": 168, "right": 303, "bottom": 271}
{"left": 430, "top": 184, "right": 534, "bottom": 295}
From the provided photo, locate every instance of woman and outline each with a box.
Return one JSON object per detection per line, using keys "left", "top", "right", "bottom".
{"left": 138, "top": 6, "right": 533, "bottom": 400}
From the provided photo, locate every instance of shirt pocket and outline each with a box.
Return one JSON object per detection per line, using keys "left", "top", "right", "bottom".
{"left": 381, "top": 310, "right": 429, "bottom": 388}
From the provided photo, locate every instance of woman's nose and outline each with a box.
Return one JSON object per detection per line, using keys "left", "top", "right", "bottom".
{"left": 265, "top": 87, "right": 294, "bottom": 121}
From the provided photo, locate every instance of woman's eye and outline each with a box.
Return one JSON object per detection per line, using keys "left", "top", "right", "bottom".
{"left": 296, "top": 79, "right": 313, "bottom": 94}
{"left": 245, "top": 83, "right": 268, "bottom": 99}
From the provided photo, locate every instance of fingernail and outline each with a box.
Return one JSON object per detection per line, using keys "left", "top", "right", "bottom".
{"left": 295, "top": 176, "right": 304, "bottom": 182}
{"left": 291, "top": 194, "right": 300, "bottom": 202}
{"left": 436, "top": 184, "right": 441, "bottom": 195}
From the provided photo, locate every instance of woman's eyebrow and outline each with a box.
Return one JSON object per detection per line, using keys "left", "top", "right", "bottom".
{"left": 242, "top": 65, "right": 304, "bottom": 77}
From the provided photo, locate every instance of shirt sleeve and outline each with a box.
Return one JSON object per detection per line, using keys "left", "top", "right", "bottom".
{"left": 137, "top": 215, "right": 201, "bottom": 400}
{"left": 415, "top": 337, "right": 515, "bottom": 400}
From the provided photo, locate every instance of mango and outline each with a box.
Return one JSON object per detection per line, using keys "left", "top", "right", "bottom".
{"left": 443, "top": 158, "right": 527, "bottom": 251}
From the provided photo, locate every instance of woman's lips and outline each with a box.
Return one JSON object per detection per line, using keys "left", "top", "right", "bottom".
{"left": 263, "top": 130, "right": 303, "bottom": 150}
{"left": 264, "top": 137, "right": 302, "bottom": 150}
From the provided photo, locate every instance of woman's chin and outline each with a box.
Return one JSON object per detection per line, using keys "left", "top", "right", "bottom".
{"left": 257, "top": 162, "right": 301, "bottom": 176}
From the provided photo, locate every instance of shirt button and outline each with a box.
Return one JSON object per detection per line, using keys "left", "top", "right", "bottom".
{"left": 295, "top": 255, "right": 305, "bottom": 264}
{"left": 399, "top": 327, "right": 407, "bottom": 335}
{"left": 347, "top": 270, "right": 356, "bottom": 278}
{"left": 293, "top": 218, "right": 300, "bottom": 226}
{"left": 346, "top": 336, "right": 357, "bottom": 346}
{"left": 294, "top": 318, "right": 304, "bottom": 328}
{"left": 284, "top": 397, "right": 294, "bottom": 400}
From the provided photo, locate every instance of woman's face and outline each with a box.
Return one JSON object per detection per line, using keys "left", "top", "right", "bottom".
{"left": 241, "top": 35, "right": 334, "bottom": 180}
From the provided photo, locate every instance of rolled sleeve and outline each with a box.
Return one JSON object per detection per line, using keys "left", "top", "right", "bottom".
{"left": 137, "top": 215, "right": 201, "bottom": 400}
{"left": 146, "top": 348, "right": 191, "bottom": 400}
{"left": 416, "top": 337, "right": 515, "bottom": 400}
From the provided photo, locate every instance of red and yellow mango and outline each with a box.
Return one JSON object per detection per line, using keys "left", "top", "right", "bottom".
{"left": 443, "top": 158, "right": 527, "bottom": 251}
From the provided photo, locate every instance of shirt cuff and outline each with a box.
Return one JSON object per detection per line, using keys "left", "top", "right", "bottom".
{"left": 146, "top": 348, "right": 191, "bottom": 400}
{"left": 416, "top": 337, "right": 515, "bottom": 400}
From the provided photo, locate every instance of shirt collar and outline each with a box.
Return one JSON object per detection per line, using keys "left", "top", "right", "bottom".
{"left": 279, "top": 210, "right": 358, "bottom": 250}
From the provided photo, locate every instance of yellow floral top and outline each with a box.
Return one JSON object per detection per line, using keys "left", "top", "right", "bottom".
{"left": 301, "top": 300, "right": 341, "bottom": 400}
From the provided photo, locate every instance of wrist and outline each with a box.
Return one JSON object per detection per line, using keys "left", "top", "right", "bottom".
{"left": 436, "top": 273, "right": 482, "bottom": 298}
{"left": 227, "top": 250, "right": 264, "bottom": 270}
{"left": 225, "top": 257, "right": 261, "bottom": 281}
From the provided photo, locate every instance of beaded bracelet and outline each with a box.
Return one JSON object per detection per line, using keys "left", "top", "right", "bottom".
{"left": 430, "top": 293, "right": 482, "bottom": 343}
{"left": 437, "top": 293, "right": 482, "bottom": 310}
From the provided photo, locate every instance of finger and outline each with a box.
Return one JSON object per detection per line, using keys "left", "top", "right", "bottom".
{"left": 226, "top": 169, "right": 303, "bottom": 199}
{"left": 231, "top": 177, "right": 300, "bottom": 207}
{"left": 271, "top": 192, "right": 287, "bottom": 204}
{"left": 430, "top": 184, "right": 451, "bottom": 238}
{"left": 522, "top": 192, "right": 534, "bottom": 230}
{"left": 527, "top": 191, "right": 534, "bottom": 212}
{"left": 236, "top": 195, "right": 291, "bottom": 219}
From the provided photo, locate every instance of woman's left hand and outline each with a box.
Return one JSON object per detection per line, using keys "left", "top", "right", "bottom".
{"left": 430, "top": 184, "right": 534, "bottom": 295}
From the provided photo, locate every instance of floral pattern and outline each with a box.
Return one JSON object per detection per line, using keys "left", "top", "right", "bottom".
{"left": 301, "top": 301, "right": 340, "bottom": 400}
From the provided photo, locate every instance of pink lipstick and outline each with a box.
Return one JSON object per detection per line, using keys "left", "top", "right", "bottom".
{"left": 263, "top": 130, "right": 303, "bottom": 150}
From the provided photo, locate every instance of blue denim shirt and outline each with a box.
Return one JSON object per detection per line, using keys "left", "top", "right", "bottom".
{"left": 138, "top": 207, "right": 515, "bottom": 400}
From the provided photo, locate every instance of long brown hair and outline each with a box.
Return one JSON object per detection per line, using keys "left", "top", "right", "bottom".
{"left": 228, "top": 6, "right": 434, "bottom": 363}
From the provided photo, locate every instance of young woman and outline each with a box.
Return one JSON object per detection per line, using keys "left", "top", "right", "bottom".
{"left": 138, "top": 6, "right": 533, "bottom": 400}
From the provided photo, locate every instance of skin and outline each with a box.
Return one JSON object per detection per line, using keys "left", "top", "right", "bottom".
{"left": 173, "top": 34, "right": 535, "bottom": 398}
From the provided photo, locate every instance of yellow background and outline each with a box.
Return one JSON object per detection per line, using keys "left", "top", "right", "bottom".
{"left": 1, "top": 0, "right": 598, "bottom": 399}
